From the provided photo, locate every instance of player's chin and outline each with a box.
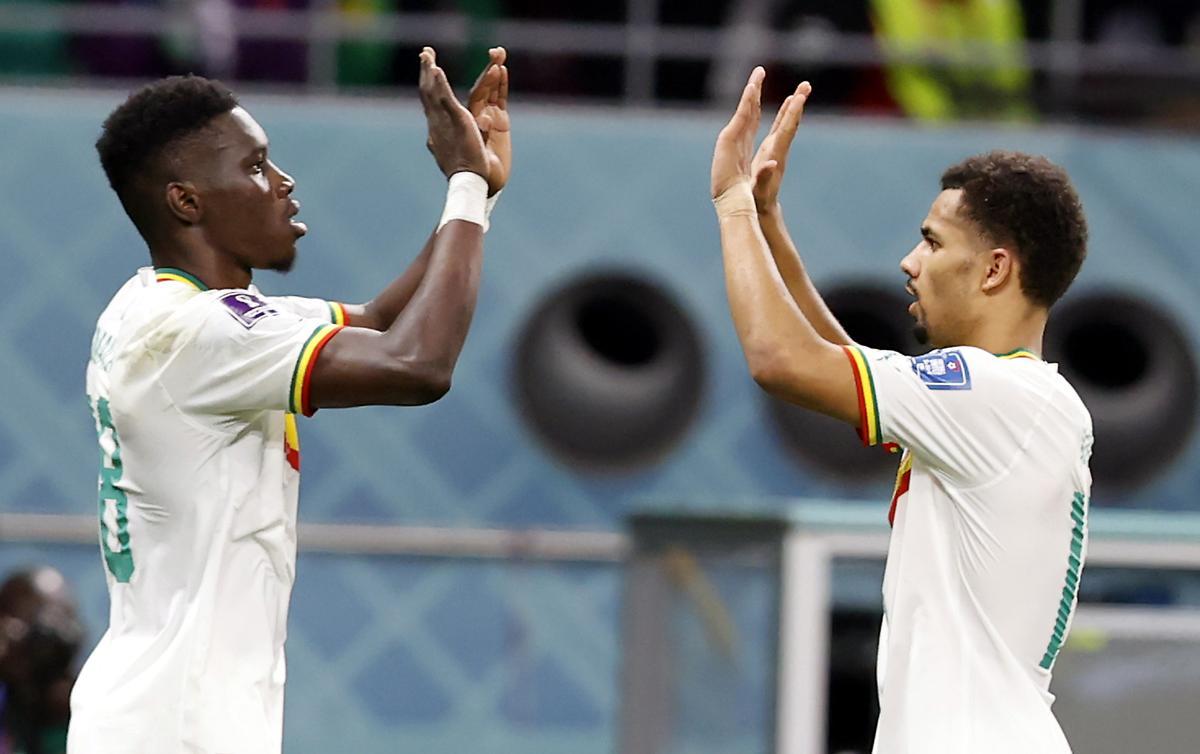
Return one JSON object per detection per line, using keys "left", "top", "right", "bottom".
{"left": 268, "top": 243, "right": 297, "bottom": 274}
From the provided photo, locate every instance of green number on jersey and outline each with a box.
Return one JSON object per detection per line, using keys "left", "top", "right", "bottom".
{"left": 92, "top": 397, "right": 134, "bottom": 583}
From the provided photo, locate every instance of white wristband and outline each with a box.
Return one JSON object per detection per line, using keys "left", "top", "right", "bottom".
{"left": 437, "top": 172, "right": 489, "bottom": 232}
{"left": 484, "top": 189, "right": 502, "bottom": 231}
{"left": 713, "top": 180, "right": 757, "bottom": 219}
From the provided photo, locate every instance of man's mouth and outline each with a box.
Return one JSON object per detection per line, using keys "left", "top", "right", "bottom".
{"left": 287, "top": 200, "right": 307, "bottom": 237}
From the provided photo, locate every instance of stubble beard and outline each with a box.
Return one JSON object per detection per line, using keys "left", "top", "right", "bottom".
{"left": 269, "top": 250, "right": 296, "bottom": 274}
{"left": 913, "top": 323, "right": 929, "bottom": 346}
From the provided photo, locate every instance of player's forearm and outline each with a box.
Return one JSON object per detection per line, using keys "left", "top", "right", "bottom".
{"left": 305, "top": 221, "right": 483, "bottom": 409}
{"left": 758, "top": 205, "right": 853, "bottom": 346}
{"left": 719, "top": 210, "right": 824, "bottom": 383}
{"left": 376, "top": 220, "right": 483, "bottom": 382}
{"left": 348, "top": 230, "right": 439, "bottom": 330}
{"left": 719, "top": 211, "right": 858, "bottom": 422}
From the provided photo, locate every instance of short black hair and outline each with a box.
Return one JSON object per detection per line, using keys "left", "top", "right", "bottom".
{"left": 941, "top": 151, "right": 1088, "bottom": 308}
{"left": 96, "top": 75, "right": 238, "bottom": 221}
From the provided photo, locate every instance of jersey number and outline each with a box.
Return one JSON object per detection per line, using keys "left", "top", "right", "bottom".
{"left": 1039, "top": 491, "right": 1087, "bottom": 670}
{"left": 92, "top": 397, "right": 134, "bottom": 583}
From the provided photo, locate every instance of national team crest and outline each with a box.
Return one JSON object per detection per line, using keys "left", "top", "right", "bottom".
{"left": 219, "top": 292, "right": 279, "bottom": 329}
{"left": 912, "top": 350, "right": 972, "bottom": 390}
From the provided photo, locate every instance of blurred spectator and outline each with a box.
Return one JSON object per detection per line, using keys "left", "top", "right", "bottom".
{"left": 0, "top": 568, "right": 83, "bottom": 754}
{"left": 870, "top": 0, "right": 1034, "bottom": 122}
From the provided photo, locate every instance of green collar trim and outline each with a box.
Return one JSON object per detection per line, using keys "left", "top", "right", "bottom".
{"left": 995, "top": 348, "right": 1040, "bottom": 361}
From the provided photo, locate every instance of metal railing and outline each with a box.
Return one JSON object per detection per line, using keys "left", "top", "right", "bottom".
{"left": 1, "top": 1, "right": 1197, "bottom": 108}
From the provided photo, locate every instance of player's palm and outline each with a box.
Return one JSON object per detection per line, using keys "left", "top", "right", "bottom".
{"left": 712, "top": 67, "right": 766, "bottom": 199}
{"left": 751, "top": 82, "right": 811, "bottom": 212}
{"left": 478, "top": 102, "right": 510, "bottom": 196}
{"left": 468, "top": 47, "right": 512, "bottom": 196}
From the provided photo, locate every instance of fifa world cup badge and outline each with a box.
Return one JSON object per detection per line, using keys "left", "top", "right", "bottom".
{"left": 912, "top": 350, "right": 972, "bottom": 390}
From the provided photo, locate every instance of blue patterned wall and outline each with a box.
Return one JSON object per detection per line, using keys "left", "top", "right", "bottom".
{"left": 2, "top": 88, "right": 1199, "bottom": 751}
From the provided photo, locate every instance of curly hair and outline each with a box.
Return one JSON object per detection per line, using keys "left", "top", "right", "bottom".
{"left": 96, "top": 75, "right": 238, "bottom": 212}
{"left": 941, "top": 151, "right": 1088, "bottom": 308}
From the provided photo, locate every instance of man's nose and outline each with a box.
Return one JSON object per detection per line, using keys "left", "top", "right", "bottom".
{"left": 274, "top": 163, "right": 296, "bottom": 195}
{"left": 900, "top": 246, "right": 920, "bottom": 278}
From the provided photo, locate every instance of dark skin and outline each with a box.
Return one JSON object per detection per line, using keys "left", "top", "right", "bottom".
{"left": 142, "top": 46, "right": 511, "bottom": 408}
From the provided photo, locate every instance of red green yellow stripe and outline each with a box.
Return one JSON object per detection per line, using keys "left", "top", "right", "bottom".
{"left": 284, "top": 413, "right": 301, "bottom": 470}
{"left": 843, "top": 346, "right": 881, "bottom": 447}
{"left": 996, "top": 349, "right": 1038, "bottom": 361}
{"left": 155, "top": 267, "right": 208, "bottom": 291}
{"left": 328, "top": 301, "right": 348, "bottom": 326}
{"left": 289, "top": 324, "right": 343, "bottom": 416}
{"left": 888, "top": 451, "right": 912, "bottom": 525}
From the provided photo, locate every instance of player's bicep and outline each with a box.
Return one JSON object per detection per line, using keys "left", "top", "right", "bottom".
{"left": 307, "top": 326, "right": 450, "bottom": 410}
{"left": 756, "top": 339, "right": 863, "bottom": 427}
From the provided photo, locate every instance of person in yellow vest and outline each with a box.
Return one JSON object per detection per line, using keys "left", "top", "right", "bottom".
{"left": 871, "top": 0, "right": 1034, "bottom": 121}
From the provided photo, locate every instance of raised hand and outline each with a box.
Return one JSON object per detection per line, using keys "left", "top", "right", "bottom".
{"left": 751, "top": 81, "right": 811, "bottom": 214}
{"left": 466, "top": 47, "right": 511, "bottom": 196}
{"left": 711, "top": 67, "right": 766, "bottom": 200}
{"left": 418, "top": 47, "right": 488, "bottom": 180}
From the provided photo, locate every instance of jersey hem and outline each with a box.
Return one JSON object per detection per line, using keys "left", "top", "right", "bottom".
{"left": 288, "top": 324, "right": 343, "bottom": 416}
{"left": 843, "top": 345, "right": 882, "bottom": 447}
{"left": 328, "top": 301, "right": 348, "bottom": 326}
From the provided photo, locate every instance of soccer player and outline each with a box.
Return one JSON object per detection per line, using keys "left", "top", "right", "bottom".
{"left": 711, "top": 69, "right": 1092, "bottom": 753}
{"left": 70, "top": 47, "right": 510, "bottom": 754}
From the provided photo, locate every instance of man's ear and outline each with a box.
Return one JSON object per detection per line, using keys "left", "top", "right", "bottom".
{"left": 981, "top": 247, "right": 1016, "bottom": 294}
{"left": 165, "top": 182, "right": 201, "bottom": 225}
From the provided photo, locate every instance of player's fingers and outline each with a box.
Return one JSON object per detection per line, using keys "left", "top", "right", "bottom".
{"left": 417, "top": 49, "right": 437, "bottom": 109}
{"left": 472, "top": 67, "right": 501, "bottom": 112}
{"left": 496, "top": 65, "right": 509, "bottom": 109}
{"left": 468, "top": 55, "right": 501, "bottom": 109}
{"left": 742, "top": 66, "right": 765, "bottom": 123}
{"left": 729, "top": 70, "right": 761, "bottom": 131}
{"left": 490, "top": 46, "right": 507, "bottom": 66}
{"left": 768, "top": 95, "right": 793, "bottom": 136}
{"left": 780, "top": 81, "right": 811, "bottom": 137}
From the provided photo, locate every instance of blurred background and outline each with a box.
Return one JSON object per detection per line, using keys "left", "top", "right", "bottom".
{"left": 1, "top": 0, "right": 1200, "bottom": 752}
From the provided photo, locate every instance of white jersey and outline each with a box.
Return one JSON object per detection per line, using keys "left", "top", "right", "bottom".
{"left": 70, "top": 267, "right": 345, "bottom": 754}
{"left": 843, "top": 345, "right": 1093, "bottom": 754}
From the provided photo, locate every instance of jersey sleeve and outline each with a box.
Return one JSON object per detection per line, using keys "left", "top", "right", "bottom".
{"left": 161, "top": 290, "right": 343, "bottom": 417}
{"left": 842, "top": 345, "right": 1039, "bottom": 484}
{"left": 268, "top": 294, "right": 348, "bottom": 326}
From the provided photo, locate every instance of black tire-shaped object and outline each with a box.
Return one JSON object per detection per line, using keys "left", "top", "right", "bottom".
{"left": 1046, "top": 292, "right": 1199, "bottom": 492}
{"left": 765, "top": 283, "right": 921, "bottom": 484}
{"left": 513, "top": 271, "right": 705, "bottom": 471}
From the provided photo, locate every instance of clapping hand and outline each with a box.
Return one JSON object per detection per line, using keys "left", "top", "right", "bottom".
{"left": 418, "top": 47, "right": 488, "bottom": 181}
{"left": 751, "top": 81, "right": 811, "bottom": 214}
{"left": 466, "top": 47, "right": 511, "bottom": 196}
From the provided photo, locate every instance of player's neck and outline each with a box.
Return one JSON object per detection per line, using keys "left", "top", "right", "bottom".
{"left": 965, "top": 306, "right": 1046, "bottom": 358}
